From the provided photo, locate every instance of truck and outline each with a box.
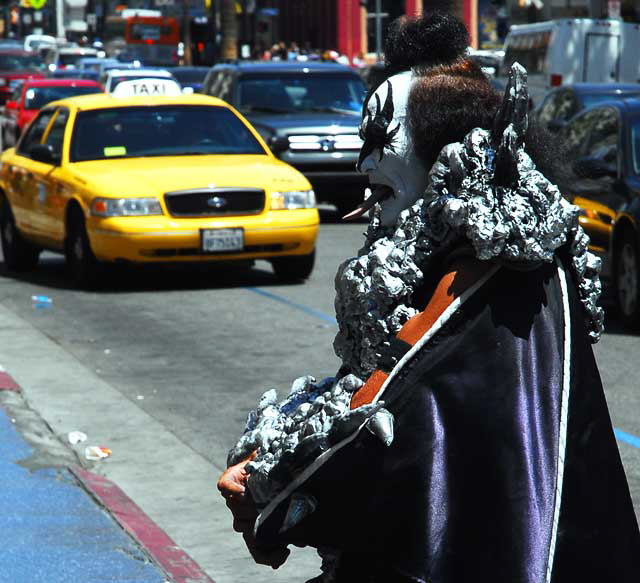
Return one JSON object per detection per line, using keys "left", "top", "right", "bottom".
{"left": 500, "top": 19, "right": 640, "bottom": 105}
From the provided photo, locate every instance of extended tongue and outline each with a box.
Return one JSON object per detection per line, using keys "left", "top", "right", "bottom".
{"left": 342, "top": 185, "right": 393, "bottom": 221}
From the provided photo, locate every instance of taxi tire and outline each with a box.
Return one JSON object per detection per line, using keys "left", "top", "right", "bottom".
{"left": 614, "top": 228, "right": 640, "bottom": 330}
{"left": 0, "top": 200, "right": 40, "bottom": 272}
{"left": 65, "top": 210, "right": 102, "bottom": 289}
{"left": 271, "top": 250, "right": 315, "bottom": 283}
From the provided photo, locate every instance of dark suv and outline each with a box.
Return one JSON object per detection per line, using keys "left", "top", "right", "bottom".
{"left": 202, "top": 62, "right": 368, "bottom": 215}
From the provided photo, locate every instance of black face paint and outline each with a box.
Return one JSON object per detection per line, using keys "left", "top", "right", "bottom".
{"left": 357, "top": 80, "right": 400, "bottom": 171}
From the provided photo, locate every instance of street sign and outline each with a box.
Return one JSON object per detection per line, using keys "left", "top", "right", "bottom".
{"left": 29, "top": 0, "right": 47, "bottom": 9}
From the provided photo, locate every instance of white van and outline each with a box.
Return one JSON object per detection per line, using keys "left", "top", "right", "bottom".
{"left": 501, "top": 19, "right": 640, "bottom": 105}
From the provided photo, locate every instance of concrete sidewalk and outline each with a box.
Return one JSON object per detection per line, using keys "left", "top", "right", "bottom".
{"left": 0, "top": 379, "right": 215, "bottom": 583}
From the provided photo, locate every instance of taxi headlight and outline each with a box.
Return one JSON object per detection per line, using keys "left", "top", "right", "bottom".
{"left": 270, "top": 190, "right": 316, "bottom": 210}
{"left": 90, "top": 197, "right": 163, "bottom": 217}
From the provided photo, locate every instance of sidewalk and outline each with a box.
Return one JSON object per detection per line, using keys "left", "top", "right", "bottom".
{"left": 0, "top": 373, "right": 214, "bottom": 583}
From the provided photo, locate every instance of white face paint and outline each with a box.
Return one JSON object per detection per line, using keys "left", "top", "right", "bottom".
{"left": 353, "top": 71, "right": 428, "bottom": 227}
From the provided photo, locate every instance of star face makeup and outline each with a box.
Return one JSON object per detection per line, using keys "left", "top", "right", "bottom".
{"left": 345, "top": 71, "right": 429, "bottom": 227}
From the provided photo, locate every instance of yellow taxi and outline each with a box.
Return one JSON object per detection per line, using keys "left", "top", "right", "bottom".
{"left": 0, "top": 93, "right": 319, "bottom": 286}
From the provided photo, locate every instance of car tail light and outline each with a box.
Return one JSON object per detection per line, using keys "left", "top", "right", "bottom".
{"left": 551, "top": 74, "right": 562, "bottom": 86}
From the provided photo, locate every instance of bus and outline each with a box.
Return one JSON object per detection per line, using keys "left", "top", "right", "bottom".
{"left": 102, "top": 10, "right": 180, "bottom": 67}
{"left": 125, "top": 16, "right": 180, "bottom": 66}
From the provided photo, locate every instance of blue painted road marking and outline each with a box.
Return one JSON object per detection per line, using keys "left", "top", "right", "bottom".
{"left": 246, "top": 287, "right": 337, "bottom": 325}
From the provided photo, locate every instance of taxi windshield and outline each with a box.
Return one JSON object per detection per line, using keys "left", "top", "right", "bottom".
{"left": 25, "top": 85, "right": 101, "bottom": 109}
{"left": 70, "top": 105, "right": 268, "bottom": 162}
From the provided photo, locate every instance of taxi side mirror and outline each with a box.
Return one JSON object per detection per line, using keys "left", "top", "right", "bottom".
{"left": 30, "top": 143, "right": 57, "bottom": 165}
{"left": 269, "top": 136, "right": 289, "bottom": 154}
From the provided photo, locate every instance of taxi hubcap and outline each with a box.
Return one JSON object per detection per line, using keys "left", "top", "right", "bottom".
{"left": 3, "top": 220, "right": 13, "bottom": 245}
{"left": 73, "top": 234, "right": 83, "bottom": 262}
{"left": 618, "top": 242, "right": 638, "bottom": 316}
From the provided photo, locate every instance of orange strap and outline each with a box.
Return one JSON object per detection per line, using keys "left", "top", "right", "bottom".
{"left": 350, "top": 257, "right": 492, "bottom": 409}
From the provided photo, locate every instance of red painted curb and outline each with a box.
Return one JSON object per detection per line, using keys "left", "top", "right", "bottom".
{"left": 0, "top": 367, "right": 215, "bottom": 583}
{"left": 72, "top": 466, "right": 216, "bottom": 583}
{"left": 0, "top": 370, "right": 21, "bottom": 391}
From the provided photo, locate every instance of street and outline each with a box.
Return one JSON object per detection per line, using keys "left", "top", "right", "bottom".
{"left": 0, "top": 208, "right": 638, "bottom": 582}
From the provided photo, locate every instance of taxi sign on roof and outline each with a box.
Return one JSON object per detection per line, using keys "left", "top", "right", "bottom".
{"left": 112, "top": 78, "right": 182, "bottom": 98}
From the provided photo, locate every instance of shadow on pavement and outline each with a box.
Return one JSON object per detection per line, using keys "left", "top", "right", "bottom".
{"left": 0, "top": 255, "right": 295, "bottom": 294}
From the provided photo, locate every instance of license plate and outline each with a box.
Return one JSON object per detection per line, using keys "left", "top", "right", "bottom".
{"left": 201, "top": 228, "right": 244, "bottom": 253}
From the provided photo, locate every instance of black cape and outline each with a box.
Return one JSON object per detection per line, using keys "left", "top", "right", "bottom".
{"left": 255, "top": 256, "right": 640, "bottom": 583}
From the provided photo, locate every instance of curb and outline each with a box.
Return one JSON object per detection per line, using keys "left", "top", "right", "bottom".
{"left": 0, "top": 369, "right": 216, "bottom": 583}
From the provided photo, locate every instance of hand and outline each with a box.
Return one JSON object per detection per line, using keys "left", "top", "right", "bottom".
{"left": 217, "top": 454, "right": 291, "bottom": 569}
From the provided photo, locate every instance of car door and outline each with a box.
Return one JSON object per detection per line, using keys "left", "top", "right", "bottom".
{"left": 6, "top": 108, "right": 57, "bottom": 240}
{"left": 37, "top": 107, "right": 70, "bottom": 244}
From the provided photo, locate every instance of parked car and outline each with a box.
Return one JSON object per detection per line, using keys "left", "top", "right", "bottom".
{"left": 0, "top": 50, "right": 46, "bottom": 105}
{"left": 202, "top": 61, "right": 368, "bottom": 215}
{"left": 99, "top": 68, "right": 178, "bottom": 93}
{"left": 0, "top": 93, "right": 319, "bottom": 286}
{"left": 1, "top": 78, "right": 103, "bottom": 147}
{"left": 170, "top": 66, "right": 210, "bottom": 92}
{"left": 558, "top": 98, "right": 640, "bottom": 328}
{"left": 535, "top": 83, "right": 640, "bottom": 133}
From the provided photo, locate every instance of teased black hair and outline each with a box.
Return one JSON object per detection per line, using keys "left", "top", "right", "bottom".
{"left": 383, "top": 10, "right": 468, "bottom": 76}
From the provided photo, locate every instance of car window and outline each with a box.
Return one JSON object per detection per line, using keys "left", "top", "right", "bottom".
{"left": 17, "top": 109, "right": 56, "bottom": 156}
{"left": 562, "top": 108, "right": 604, "bottom": 158}
{"left": 218, "top": 72, "right": 234, "bottom": 102}
{"left": 70, "top": 105, "right": 268, "bottom": 162}
{"left": 9, "top": 85, "right": 23, "bottom": 103}
{"left": 584, "top": 107, "right": 619, "bottom": 170}
{"left": 207, "top": 71, "right": 225, "bottom": 96}
{"left": 237, "top": 73, "right": 366, "bottom": 114}
{"left": 43, "top": 108, "right": 69, "bottom": 162}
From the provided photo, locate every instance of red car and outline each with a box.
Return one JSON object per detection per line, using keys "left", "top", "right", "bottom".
{"left": 0, "top": 50, "right": 46, "bottom": 105}
{"left": 1, "top": 78, "right": 103, "bottom": 147}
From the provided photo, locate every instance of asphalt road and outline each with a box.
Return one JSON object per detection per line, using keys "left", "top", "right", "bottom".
{"left": 0, "top": 207, "right": 638, "bottom": 582}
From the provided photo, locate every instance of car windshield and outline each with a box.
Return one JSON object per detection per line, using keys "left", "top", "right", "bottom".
{"left": 238, "top": 73, "right": 366, "bottom": 114}
{"left": 583, "top": 92, "right": 640, "bottom": 109}
{"left": 172, "top": 69, "right": 208, "bottom": 83}
{"left": 0, "top": 53, "right": 44, "bottom": 71}
{"left": 24, "top": 85, "right": 101, "bottom": 109}
{"left": 59, "top": 53, "right": 91, "bottom": 67}
{"left": 70, "top": 105, "right": 267, "bottom": 162}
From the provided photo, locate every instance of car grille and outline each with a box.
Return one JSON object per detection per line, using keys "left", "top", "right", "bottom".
{"left": 286, "top": 134, "right": 362, "bottom": 152}
{"left": 164, "top": 188, "right": 265, "bottom": 217}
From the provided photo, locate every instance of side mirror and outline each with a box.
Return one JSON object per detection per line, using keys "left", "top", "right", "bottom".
{"left": 269, "top": 136, "right": 289, "bottom": 154}
{"left": 30, "top": 143, "right": 57, "bottom": 164}
{"left": 572, "top": 156, "right": 617, "bottom": 179}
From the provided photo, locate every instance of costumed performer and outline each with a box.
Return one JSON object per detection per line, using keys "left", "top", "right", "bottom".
{"left": 218, "top": 11, "right": 640, "bottom": 583}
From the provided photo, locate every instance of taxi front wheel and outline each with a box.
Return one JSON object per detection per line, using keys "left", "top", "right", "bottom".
{"left": 65, "top": 209, "right": 102, "bottom": 288}
{"left": 1, "top": 200, "right": 40, "bottom": 272}
{"left": 271, "top": 250, "right": 315, "bottom": 283}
